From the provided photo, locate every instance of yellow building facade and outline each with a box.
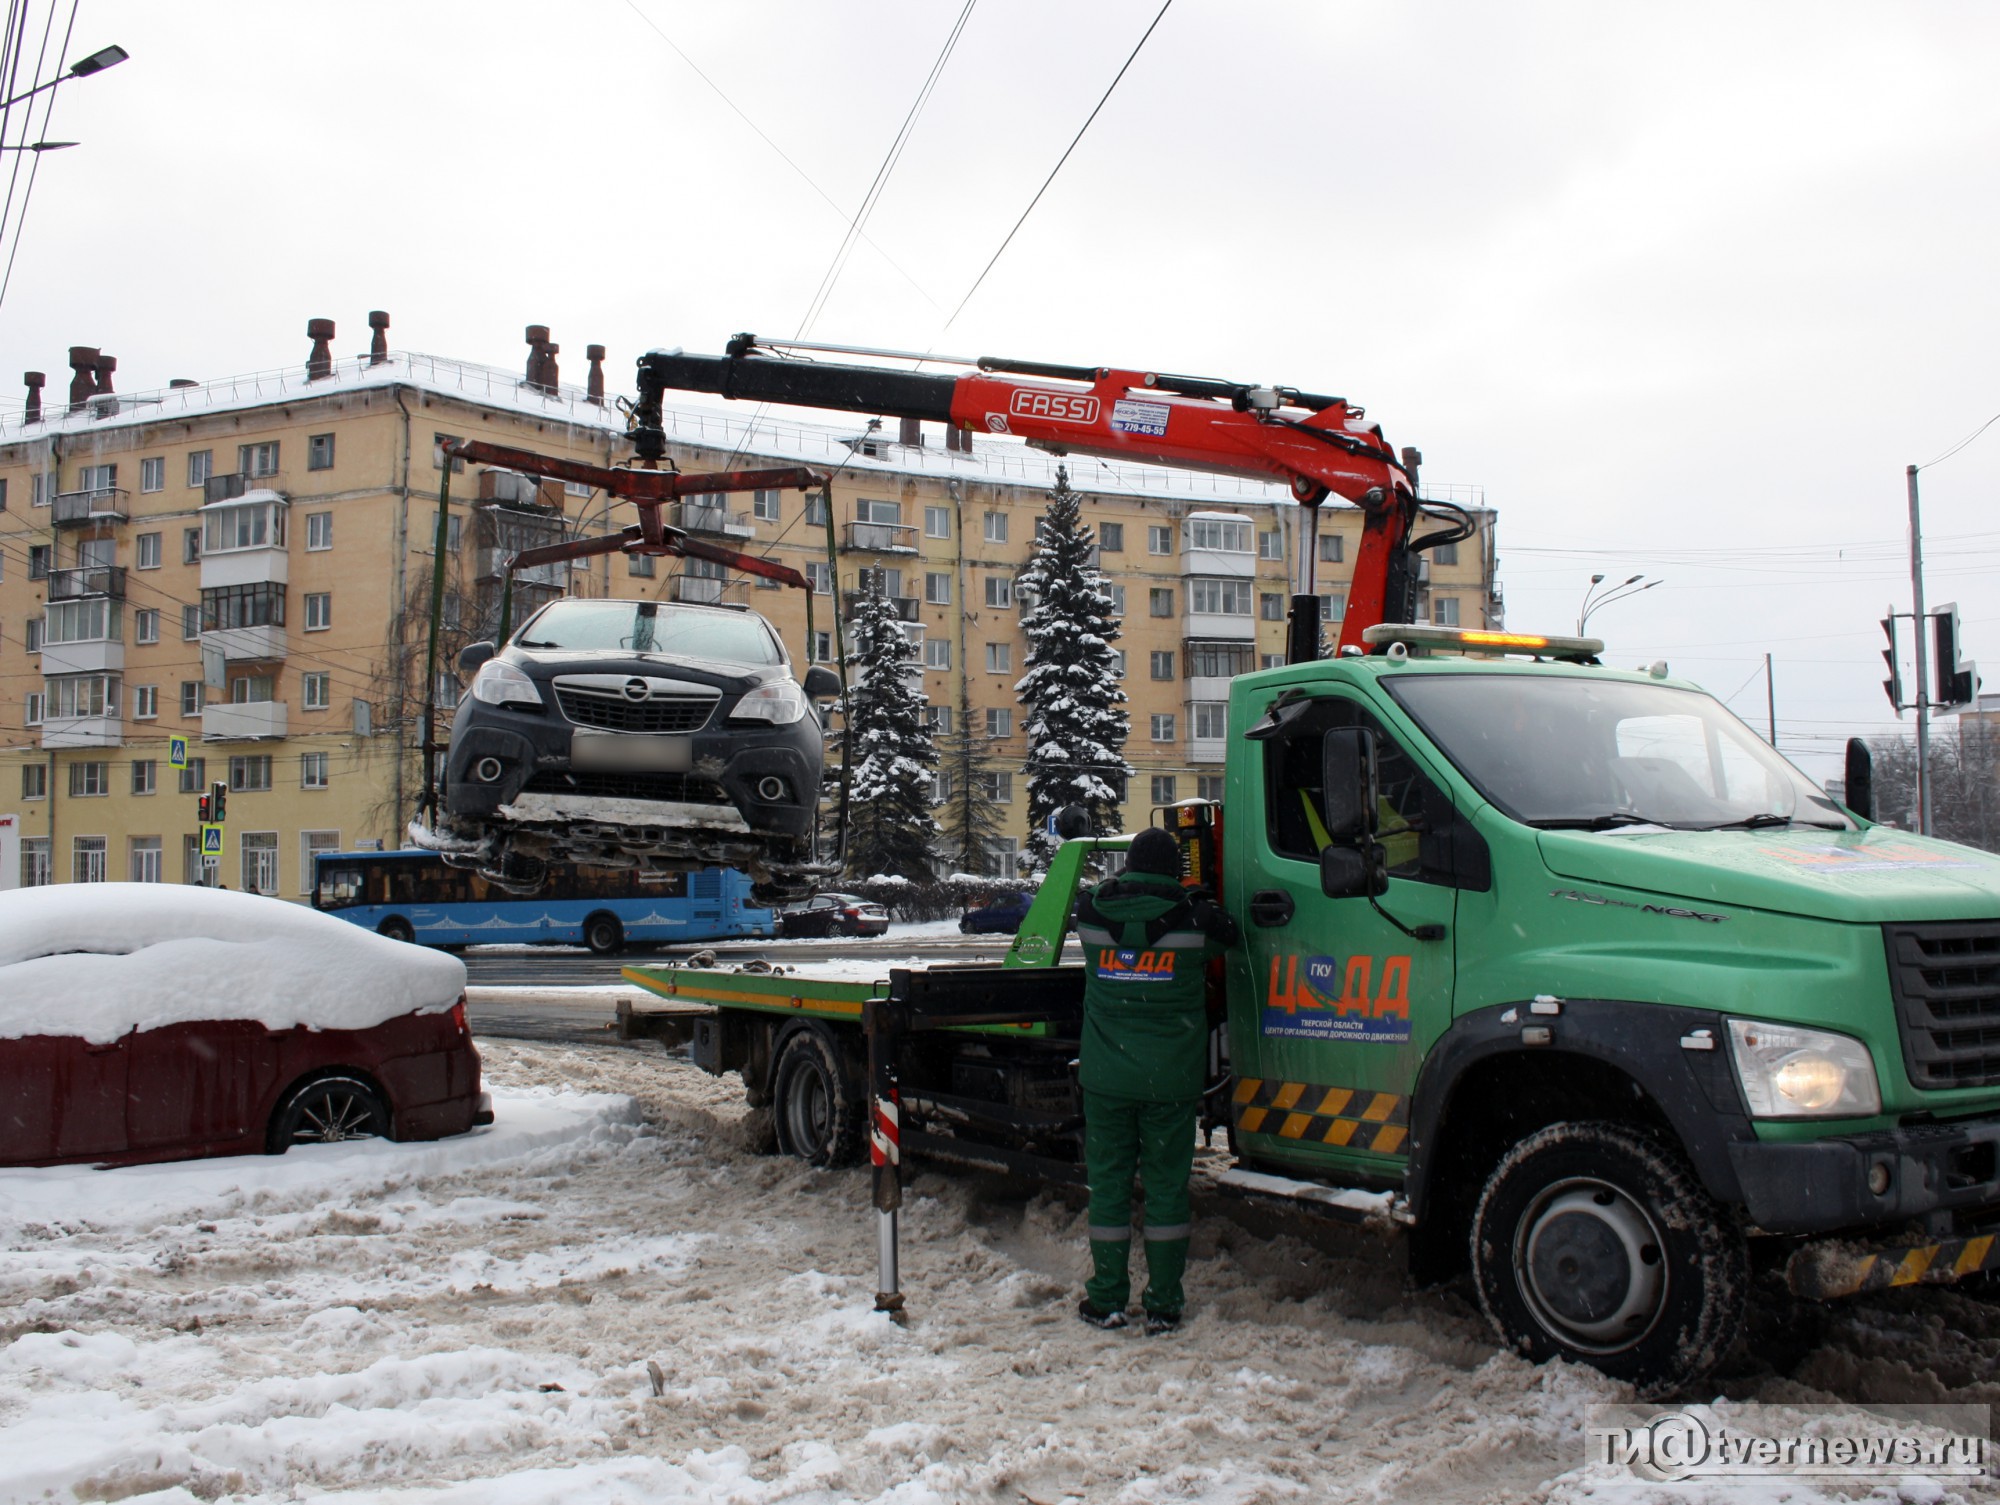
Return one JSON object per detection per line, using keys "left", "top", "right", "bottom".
{"left": 0, "top": 334, "right": 1499, "bottom": 891}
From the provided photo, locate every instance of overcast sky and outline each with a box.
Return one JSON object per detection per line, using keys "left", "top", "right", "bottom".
{"left": 7, "top": 0, "right": 1997, "bottom": 776}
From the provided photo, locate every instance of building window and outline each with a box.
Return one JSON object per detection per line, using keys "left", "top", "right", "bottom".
{"left": 0, "top": 477, "right": 6, "bottom": 509}
{"left": 135, "top": 608, "right": 160, "bottom": 644}
{"left": 241, "top": 832, "right": 279, "bottom": 896}
{"left": 203, "top": 583, "right": 286, "bottom": 631}
{"left": 303, "top": 671, "right": 331, "bottom": 710}
{"left": 982, "top": 511, "right": 1008, "bottom": 545}
{"left": 810, "top": 630, "right": 833, "bottom": 662}
{"left": 1148, "top": 525, "right": 1172, "bottom": 555}
{"left": 182, "top": 605, "right": 202, "bottom": 640}
{"left": 435, "top": 670, "right": 461, "bottom": 711}
{"left": 984, "top": 576, "right": 1013, "bottom": 608}
{"left": 25, "top": 618, "right": 41, "bottom": 653}
{"left": 1260, "top": 592, "right": 1285, "bottom": 622}
{"left": 21, "top": 763, "right": 45, "bottom": 799}
{"left": 1261, "top": 652, "right": 1286, "bottom": 669}
{"left": 986, "top": 707, "right": 1012, "bottom": 738}
{"left": 301, "top": 830, "right": 340, "bottom": 895}
{"left": 1258, "top": 529, "right": 1284, "bottom": 560}
{"left": 984, "top": 642, "right": 1011, "bottom": 672}
{"left": 47, "top": 675, "right": 115, "bottom": 719}
{"left": 132, "top": 759, "right": 156, "bottom": 795}
{"left": 1150, "top": 651, "right": 1174, "bottom": 680}
{"left": 1188, "top": 518, "right": 1252, "bottom": 553}
{"left": 136, "top": 531, "right": 162, "bottom": 569}
{"left": 1112, "top": 649, "right": 1125, "bottom": 675}
{"left": 1149, "top": 587, "right": 1173, "bottom": 617}
{"left": 183, "top": 527, "right": 201, "bottom": 564}
{"left": 927, "top": 704, "right": 952, "bottom": 734}
{"left": 140, "top": 456, "right": 165, "bottom": 492}
{"left": 24, "top": 690, "right": 42, "bottom": 725}
{"left": 1319, "top": 591, "right": 1346, "bottom": 623}
{"left": 924, "top": 571, "right": 951, "bottom": 605}
{"left": 130, "top": 836, "right": 163, "bottom": 883}
{"left": 78, "top": 462, "right": 116, "bottom": 492}
{"left": 1433, "top": 595, "right": 1461, "bottom": 627}
{"left": 180, "top": 681, "right": 202, "bottom": 717}
{"left": 187, "top": 449, "right": 212, "bottom": 488}
{"left": 924, "top": 638, "right": 950, "bottom": 670}
{"left": 982, "top": 771, "right": 1013, "bottom": 803}
{"left": 1151, "top": 775, "right": 1178, "bottom": 804}
{"left": 1193, "top": 702, "right": 1228, "bottom": 739}
{"left": 1151, "top": 713, "right": 1177, "bottom": 742}
{"left": 307, "top": 433, "right": 336, "bottom": 471}
{"left": 306, "top": 512, "right": 333, "bottom": 550}
{"left": 45, "top": 598, "right": 121, "bottom": 646}
{"left": 752, "top": 489, "right": 781, "bottom": 522}
{"left": 28, "top": 543, "right": 49, "bottom": 579}
{"left": 72, "top": 836, "right": 107, "bottom": 883}
{"left": 627, "top": 552, "right": 656, "bottom": 578}
{"left": 182, "top": 833, "right": 204, "bottom": 885}
{"left": 1198, "top": 774, "right": 1225, "bottom": 802}
{"left": 804, "top": 561, "right": 832, "bottom": 594}
{"left": 178, "top": 757, "right": 206, "bottom": 793}
{"left": 924, "top": 505, "right": 950, "bottom": 539}
{"left": 984, "top": 837, "right": 1018, "bottom": 878}
{"left": 134, "top": 684, "right": 158, "bottom": 719}
{"left": 1099, "top": 522, "right": 1124, "bottom": 553}
{"left": 203, "top": 498, "right": 285, "bottom": 552}
{"left": 1190, "top": 579, "right": 1252, "bottom": 616}
{"left": 1187, "top": 643, "right": 1253, "bottom": 679}
{"left": 804, "top": 493, "right": 829, "bottom": 527}
{"left": 1108, "top": 584, "right": 1126, "bottom": 615}
{"left": 1433, "top": 540, "right": 1459, "bottom": 567}
{"left": 231, "top": 675, "right": 275, "bottom": 704}
{"left": 68, "top": 761, "right": 110, "bottom": 797}
{"left": 230, "top": 755, "right": 273, "bottom": 792}
{"left": 302, "top": 752, "right": 330, "bottom": 789}
{"left": 1318, "top": 533, "right": 1344, "bottom": 563}
{"left": 303, "top": 592, "right": 332, "bottom": 630}
{"left": 239, "top": 441, "right": 280, "bottom": 478}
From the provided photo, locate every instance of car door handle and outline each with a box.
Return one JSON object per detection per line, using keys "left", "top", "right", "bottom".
{"left": 1250, "top": 890, "right": 1294, "bottom": 927}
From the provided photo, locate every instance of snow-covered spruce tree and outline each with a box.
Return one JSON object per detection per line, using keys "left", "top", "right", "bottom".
{"left": 935, "top": 678, "right": 1007, "bottom": 875}
{"left": 1016, "top": 466, "right": 1133, "bottom": 869}
{"left": 839, "top": 575, "right": 941, "bottom": 881}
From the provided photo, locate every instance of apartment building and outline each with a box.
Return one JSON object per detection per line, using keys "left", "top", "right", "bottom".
{"left": 0, "top": 319, "right": 1500, "bottom": 889}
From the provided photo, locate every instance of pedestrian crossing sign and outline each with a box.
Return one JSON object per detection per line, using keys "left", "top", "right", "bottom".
{"left": 200, "top": 824, "right": 224, "bottom": 856}
{"left": 169, "top": 737, "right": 188, "bottom": 770}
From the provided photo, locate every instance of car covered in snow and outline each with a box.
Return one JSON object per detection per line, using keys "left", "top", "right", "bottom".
{"left": 0, "top": 884, "right": 490, "bottom": 1168}
{"left": 776, "top": 892, "right": 890, "bottom": 938}
{"left": 440, "top": 597, "right": 838, "bottom": 897}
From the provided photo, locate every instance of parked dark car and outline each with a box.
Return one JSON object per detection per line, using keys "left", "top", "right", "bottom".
{"left": 441, "top": 598, "right": 839, "bottom": 895}
{"left": 0, "top": 885, "right": 491, "bottom": 1169}
{"left": 959, "top": 891, "right": 1034, "bottom": 934}
{"left": 777, "top": 892, "right": 891, "bottom": 938}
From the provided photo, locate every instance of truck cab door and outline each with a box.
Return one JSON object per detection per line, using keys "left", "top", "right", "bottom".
{"left": 1227, "top": 691, "right": 1471, "bottom": 1181}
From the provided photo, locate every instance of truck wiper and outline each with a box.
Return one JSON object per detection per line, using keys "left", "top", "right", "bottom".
{"left": 1699, "top": 813, "right": 1846, "bottom": 831}
{"left": 1527, "top": 812, "right": 1672, "bottom": 831}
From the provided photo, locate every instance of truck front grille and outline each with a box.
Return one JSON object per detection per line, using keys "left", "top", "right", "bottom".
{"left": 1885, "top": 921, "right": 2000, "bottom": 1089}
{"left": 554, "top": 686, "right": 716, "bottom": 734}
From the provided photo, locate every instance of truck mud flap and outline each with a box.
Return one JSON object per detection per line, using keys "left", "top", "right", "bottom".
{"left": 1214, "top": 1167, "right": 1410, "bottom": 1231}
{"left": 1787, "top": 1231, "right": 2000, "bottom": 1301}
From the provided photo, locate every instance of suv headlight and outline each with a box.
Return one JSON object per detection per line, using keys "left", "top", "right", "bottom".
{"left": 1726, "top": 1018, "right": 1881, "bottom": 1118}
{"left": 730, "top": 678, "right": 807, "bottom": 726}
{"left": 470, "top": 660, "right": 543, "bottom": 708}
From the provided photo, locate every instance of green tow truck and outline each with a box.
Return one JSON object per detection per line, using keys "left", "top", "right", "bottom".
{"left": 622, "top": 622, "right": 2000, "bottom": 1395}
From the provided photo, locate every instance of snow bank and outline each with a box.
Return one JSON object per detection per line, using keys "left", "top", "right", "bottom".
{"left": 0, "top": 883, "right": 466, "bottom": 1043}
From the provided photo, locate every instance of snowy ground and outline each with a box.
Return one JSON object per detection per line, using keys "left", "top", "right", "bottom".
{"left": 4, "top": 1040, "right": 1999, "bottom": 1504}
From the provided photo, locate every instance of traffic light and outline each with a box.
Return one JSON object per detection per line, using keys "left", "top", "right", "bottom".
{"left": 211, "top": 780, "right": 228, "bottom": 823}
{"left": 1932, "top": 602, "right": 1979, "bottom": 709}
{"left": 1881, "top": 613, "right": 1905, "bottom": 715}
{"left": 197, "top": 793, "right": 211, "bottom": 823}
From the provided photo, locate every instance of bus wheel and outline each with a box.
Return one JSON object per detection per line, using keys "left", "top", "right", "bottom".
{"left": 772, "top": 1028, "right": 864, "bottom": 1167}
{"left": 377, "top": 916, "right": 415, "bottom": 944}
{"left": 1471, "top": 1120, "right": 1746, "bottom": 1398}
{"left": 583, "top": 913, "right": 624, "bottom": 956}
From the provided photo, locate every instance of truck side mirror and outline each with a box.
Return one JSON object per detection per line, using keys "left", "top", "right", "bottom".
{"left": 802, "top": 666, "right": 841, "bottom": 700}
{"left": 1844, "top": 736, "right": 1875, "bottom": 822}
{"left": 458, "top": 641, "right": 496, "bottom": 674}
{"left": 1319, "top": 727, "right": 1380, "bottom": 845}
{"left": 1321, "top": 843, "right": 1390, "bottom": 899}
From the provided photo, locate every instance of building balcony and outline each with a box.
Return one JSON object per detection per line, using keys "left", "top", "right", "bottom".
{"left": 51, "top": 488, "right": 129, "bottom": 526}
{"left": 668, "top": 499, "right": 754, "bottom": 538}
{"left": 672, "top": 574, "right": 725, "bottom": 605}
{"left": 200, "top": 546, "right": 288, "bottom": 589}
{"left": 1180, "top": 611, "right": 1255, "bottom": 642}
{"left": 1179, "top": 546, "right": 1255, "bottom": 580}
{"left": 1187, "top": 676, "right": 1239, "bottom": 703}
{"left": 46, "top": 565, "right": 127, "bottom": 601}
{"left": 843, "top": 589, "right": 920, "bottom": 622}
{"left": 41, "top": 714, "right": 121, "bottom": 749}
{"left": 205, "top": 624, "right": 287, "bottom": 662}
{"left": 40, "top": 638, "right": 123, "bottom": 676}
{"left": 1189, "top": 736, "right": 1227, "bottom": 765}
{"left": 202, "top": 700, "right": 288, "bottom": 741}
{"left": 841, "top": 520, "right": 918, "bottom": 554}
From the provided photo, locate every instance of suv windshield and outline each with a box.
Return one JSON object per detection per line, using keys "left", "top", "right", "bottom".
{"left": 1385, "top": 673, "right": 1853, "bottom": 831}
{"left": 515, "top": 600, "right": 784, "bottom": 666}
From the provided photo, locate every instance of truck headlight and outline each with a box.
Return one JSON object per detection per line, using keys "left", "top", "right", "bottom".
{"left": 470, "top": 660, "right": 543, "bottom": 708}
{"left": 730, "top": 679, "right": 807, "bottom": 726}
{"left": 1726, "top": 1018, "right": 1881, "bottom": 1118}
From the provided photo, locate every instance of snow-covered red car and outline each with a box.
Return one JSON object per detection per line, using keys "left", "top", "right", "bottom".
{"left": 0, "top": 884, "right": 491, "bottom": 1169}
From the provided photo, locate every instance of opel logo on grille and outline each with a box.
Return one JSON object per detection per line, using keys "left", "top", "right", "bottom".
{"left": 621, "top": 678, "right": 650, "bottom": 702}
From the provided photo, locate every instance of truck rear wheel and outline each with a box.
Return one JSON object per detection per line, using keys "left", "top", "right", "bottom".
{"left": 772, "top": 1027, "right": 864, "bottom": 1167}
{"left": 1471, "top": 1120, "right": 1746, "bottom": 1398}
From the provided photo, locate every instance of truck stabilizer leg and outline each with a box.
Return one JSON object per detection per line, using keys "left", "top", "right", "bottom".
{"left": 865, "top": 998, "right": 907, "bottom": 1319}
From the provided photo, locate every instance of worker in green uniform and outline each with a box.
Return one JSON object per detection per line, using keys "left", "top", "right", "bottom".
{"left": 1073, "top": 825, "right": 1240, "bottom": 1333}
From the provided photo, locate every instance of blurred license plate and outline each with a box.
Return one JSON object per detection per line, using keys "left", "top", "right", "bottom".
{"left": 570, "top": 733, "right": 693, "bottom": 773}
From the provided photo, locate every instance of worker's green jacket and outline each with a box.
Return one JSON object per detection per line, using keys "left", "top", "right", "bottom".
{"left": 1075, "top": 871, "right": 1235, "bottom": 1102}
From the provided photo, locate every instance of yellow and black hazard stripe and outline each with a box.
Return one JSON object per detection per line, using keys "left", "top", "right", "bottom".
{"left": 1231, "top": 1077, "right": 1410, "bottom": 1156}
{"left": 1789, "top": 1230, "right": 2000, "bottom": 1301}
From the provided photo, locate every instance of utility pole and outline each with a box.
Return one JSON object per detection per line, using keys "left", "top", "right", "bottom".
{"left": 1907, "top": 465, "right": 1932, "bottom": 835}
{"left": 1765, "top": 652, "right": 1776, "bottom": 747}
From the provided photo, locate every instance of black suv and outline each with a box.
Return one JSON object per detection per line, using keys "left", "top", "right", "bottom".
{"left": 441, "top": 598, "right": 836, "bottom": 894}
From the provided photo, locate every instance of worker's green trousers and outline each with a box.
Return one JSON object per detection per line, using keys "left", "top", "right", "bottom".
{"left": 1083, "top": 1090, "right": 1197, "bottom": 1317}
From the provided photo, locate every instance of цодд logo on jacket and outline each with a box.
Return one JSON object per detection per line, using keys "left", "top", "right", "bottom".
{"left": 1262, "top": 953, "right": 1412, "bottom": 1044}
{"left": 1095, "top": 948, "right": 1176, "bottom": 983}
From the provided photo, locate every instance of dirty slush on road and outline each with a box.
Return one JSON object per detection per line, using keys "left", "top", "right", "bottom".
{"left": 4, "top": 1038, "right": 1999, "bottom": 1503}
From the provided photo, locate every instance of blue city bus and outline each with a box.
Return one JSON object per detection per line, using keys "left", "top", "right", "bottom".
{"left": 311, "top": 850, "right": 774, "bottom": 954}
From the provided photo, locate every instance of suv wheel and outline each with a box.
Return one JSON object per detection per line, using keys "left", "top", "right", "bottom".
{"left": 1471, "top": 1120, "right": 1746, "bottom": 1397}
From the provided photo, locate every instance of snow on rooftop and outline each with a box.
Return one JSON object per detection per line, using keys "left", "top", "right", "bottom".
{"left": 0, "top": 883, "right": 466, "bottom": 1043}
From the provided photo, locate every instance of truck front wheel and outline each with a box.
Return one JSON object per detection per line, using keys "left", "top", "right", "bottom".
{"left": 772, "top": 1028, "right": 865, "bottom": 1167}
{"left": 1471, "top": 1120, "right": 1746, "bottom": 1397}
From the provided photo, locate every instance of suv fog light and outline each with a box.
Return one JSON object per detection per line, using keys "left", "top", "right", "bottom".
{"left": 1868, "top": 1162, "right": 1892, "bottom": 1196}
{"left": 757, "top": 776, "right": 788, "bottom": 801}
{"left": 475, "top": 757, "right": 504, "bottom": 783}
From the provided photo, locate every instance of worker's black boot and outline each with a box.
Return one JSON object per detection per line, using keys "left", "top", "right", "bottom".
{"left": 1077, "top": 1299, "right": 1128, "bottom": 1330}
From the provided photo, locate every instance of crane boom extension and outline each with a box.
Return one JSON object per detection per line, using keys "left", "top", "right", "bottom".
{"left": 635, "top": 338, "right": 1437, "bottom": 659}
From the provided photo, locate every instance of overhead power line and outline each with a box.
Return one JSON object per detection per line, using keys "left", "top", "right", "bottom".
{"left": 1920, "top": 409, "right": 2000, "bottom": 471}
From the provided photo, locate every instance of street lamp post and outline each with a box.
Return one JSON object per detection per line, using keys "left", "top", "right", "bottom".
{"left": 0, "top": 43, "right": 127, "bottom": 112}
{"left": 1579, "top": 572, "right": 1660, "bottom": 636}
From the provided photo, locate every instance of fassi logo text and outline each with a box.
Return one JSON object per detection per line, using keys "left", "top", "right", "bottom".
{"left": 1009, "top": 390, "right": 1100, "bottom": 424}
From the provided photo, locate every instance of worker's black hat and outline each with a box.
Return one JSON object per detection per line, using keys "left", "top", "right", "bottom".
{"left": 1127, "top": 827, "right": 1180, "bottom": 876}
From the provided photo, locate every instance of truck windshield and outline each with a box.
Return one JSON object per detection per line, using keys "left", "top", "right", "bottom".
{"left": 515, "top": 600, "right": 784, "bottom": 666}
{"left": 1384, "top": 673, "right": 1854, "bottom": 831}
